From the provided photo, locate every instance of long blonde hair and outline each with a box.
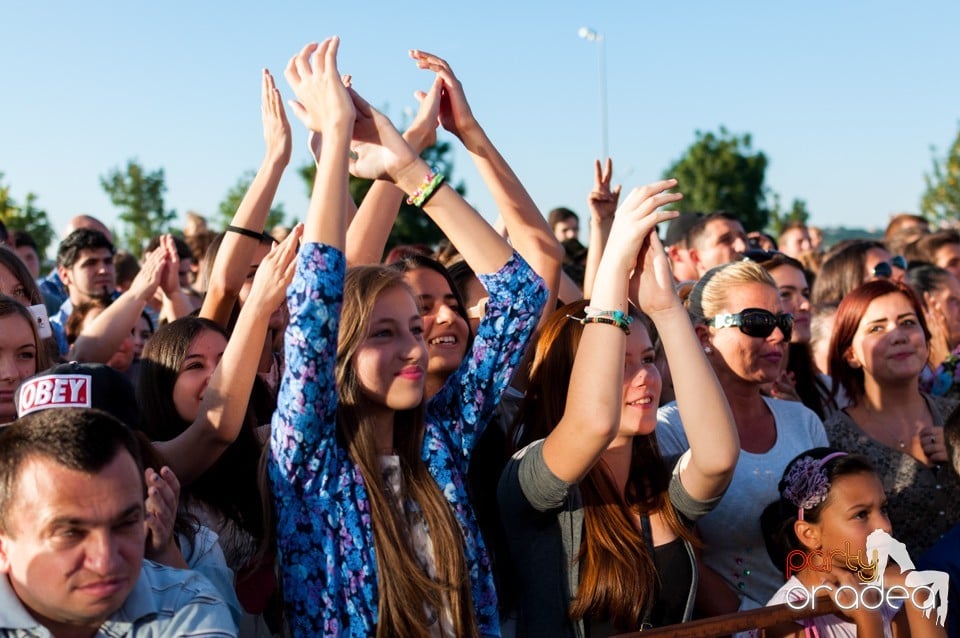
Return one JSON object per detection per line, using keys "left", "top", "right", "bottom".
{"left": 337, "top": 266, "right": 477, "bottom": 637}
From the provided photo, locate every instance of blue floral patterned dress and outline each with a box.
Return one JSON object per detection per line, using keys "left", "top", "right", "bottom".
{"left": 269, "top": 243, "right": 546, "bottom": 637}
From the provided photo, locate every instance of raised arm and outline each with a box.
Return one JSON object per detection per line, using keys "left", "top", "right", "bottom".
{"left": 201, "top": 69, "right": 291, "bottom": 327}
{"left": 632, "top": 218, "right": 739, "bottom": 500}
{"left": 411, "top": 50, "right": 564, "bottom": 318}
{"left": 70, "top": 247, "right": 166, "bottom": 363}
{"left": 344, "top": 76, "right": 441, "bottom": 265}
{"left": 582, "top": 158, "right": 621, "bottom": 298}
{"left": 155, "top": 226, "right": 302, "bottom": 484}
{"left": 541, "top": 181, "right": 682, "bottom": 483}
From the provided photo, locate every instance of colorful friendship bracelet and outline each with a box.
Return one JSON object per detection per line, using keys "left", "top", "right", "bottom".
{"left": 566, "top": 310, "right": 632, "bottom": 334}
{"left": 583, "top": 306, "right": 634, "bottom": 327}
{"left": 406, "top": 170, "right": 446, "bottom": 208}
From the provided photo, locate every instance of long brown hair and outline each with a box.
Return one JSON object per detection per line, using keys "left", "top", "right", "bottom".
{"left": 338, "top": 266, "right": 476, "bottom": 638}
{"left": 511, "top": 300, "right": 694, "bottom": 631}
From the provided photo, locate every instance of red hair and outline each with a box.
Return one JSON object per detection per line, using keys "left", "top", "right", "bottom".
{"left": 827, "top": 280, "right": 930, "bottom": 404}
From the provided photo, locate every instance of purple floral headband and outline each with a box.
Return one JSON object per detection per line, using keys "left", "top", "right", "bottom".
{"left": 782, "top": 452, "right": 847, "bottom": 520}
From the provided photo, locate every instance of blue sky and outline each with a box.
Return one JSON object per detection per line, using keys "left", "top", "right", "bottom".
{"left": 3, "top": 1, "right": 959, "bottom": 249}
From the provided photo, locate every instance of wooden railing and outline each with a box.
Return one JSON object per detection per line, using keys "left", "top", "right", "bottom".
{"left": 611, "top": 598, "right": 840, "bottom": 637}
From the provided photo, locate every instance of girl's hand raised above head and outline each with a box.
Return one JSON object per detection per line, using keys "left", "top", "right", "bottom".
{"left": 409, "top": 49, "right": 480, "bottom": 144}
{"left": 262, "top": 69, "right": 292, "bottom": 165}
{"left": 347, "top": 89, "right": 420, "bottom": 184}
{"left": 603, "top": 179, "right": 681, "bottom": 277}
{"left": 285, "top": 37, "right": 355, "bottom": 138}
{"left": 246, "top": 223, "right": 303, "bottom": 313}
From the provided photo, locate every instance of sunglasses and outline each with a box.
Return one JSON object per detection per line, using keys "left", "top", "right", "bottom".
{"left": 740, "top": 248, "right": 783, "bottom": 262}
{"left": 707, "top": 308, "right": 794, "bottom": 341}
{"left": 871, "top": 255, "right": 907, "bottom": 279}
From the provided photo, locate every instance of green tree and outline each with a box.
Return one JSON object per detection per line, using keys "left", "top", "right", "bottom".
{"left": 100, "top": 159, "right": 176, "bottom": 254}
{"left": 920, "top": 126, "right": 960, "bottom": 225}
{"left": 299, "top": 140, "right": 465, "bottom": 255}
{"left": 767, "top": 194, "right": 811, "bottom": 236}
{"left": 0, "top": 173, "right": 56, "bottom": 258}
{"left": 217, "top": 170, "right": 288, "bottom": 231}
{"left": 662, "top": 127, "right": 770, "bottom": 232}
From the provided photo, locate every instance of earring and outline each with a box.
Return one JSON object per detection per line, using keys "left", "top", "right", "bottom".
{"left": 704, "top": 346, "right": 713, "bottom": 354}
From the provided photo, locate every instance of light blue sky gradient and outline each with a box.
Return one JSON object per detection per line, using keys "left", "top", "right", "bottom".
{"left": 3, "top": 1, "right": 959, "bottom": 247}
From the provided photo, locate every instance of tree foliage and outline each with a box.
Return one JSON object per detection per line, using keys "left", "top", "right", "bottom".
{"left": 100, "top": 159, "right": 176, "bottom": 254}
{"left": 299, "top": 140, "right": 465, "bottom": 256}
{"left": 0, "top": 173, "right": 56, "bottom": 259}
{"left": 662, "top": 127, "right": 770, "bottom": 232}
{"left": 921, "top": 126, "right": 960, "bottom": 225}
{"left": 217, "top": 170, "right": 288, "bottom": 231}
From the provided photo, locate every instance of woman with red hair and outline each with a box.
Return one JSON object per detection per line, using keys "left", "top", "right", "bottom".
{"left": 825, "top": 279, "right": 960, "bottom": 557}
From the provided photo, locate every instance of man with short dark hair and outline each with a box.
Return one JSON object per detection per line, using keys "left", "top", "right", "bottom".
{"left": 662, "top": 212, "right": 703, "bottom": 282}
{"left": 49, "top": 229, "right": 117, "bottom": 353}
{"left": 0, "top": 408, "right": 236, "bottom": 637}
{"left": 912, "top": 229, "right": 960, "bottom": 280}
{"left": 686, "top": 211, "right": 748, "bottom": 276}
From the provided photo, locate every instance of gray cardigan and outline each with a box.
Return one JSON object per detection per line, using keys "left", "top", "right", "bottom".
{"left": 498, "top": 440, "right": 720, "bottom": 637}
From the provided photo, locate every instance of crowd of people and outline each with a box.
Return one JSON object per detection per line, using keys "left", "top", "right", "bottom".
{"left": 0, "top": 36, "right": 957, "bottom": 638}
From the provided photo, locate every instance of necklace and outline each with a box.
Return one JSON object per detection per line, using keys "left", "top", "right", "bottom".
{"left": 858, "top": 404, "right": 916, "bottom": 450}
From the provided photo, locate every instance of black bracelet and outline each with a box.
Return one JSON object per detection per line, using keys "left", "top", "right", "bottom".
{"left": 226, "top": 225, "right": 266, "bottom": 241}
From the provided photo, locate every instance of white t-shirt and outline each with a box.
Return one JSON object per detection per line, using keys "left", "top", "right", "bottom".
{"left": 657, "top": 396, "right": 828, "bottom": 609}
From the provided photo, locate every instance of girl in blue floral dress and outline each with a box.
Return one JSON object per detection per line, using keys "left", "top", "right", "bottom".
{"left": 269, "top": 38, "right": 546, "bottom": 637}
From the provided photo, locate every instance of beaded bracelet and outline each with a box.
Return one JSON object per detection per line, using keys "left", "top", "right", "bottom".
{"left": 566, "top": 311, "right": 632, "bottom": 334}
{"left": 583, "top": 306, "right": 634, "bottom": 328}
{"left": 406, "top": 170, "right": 446, "bottom": 208}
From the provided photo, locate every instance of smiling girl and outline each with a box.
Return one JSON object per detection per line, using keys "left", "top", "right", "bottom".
{"left": 269, "top": 38, "right": 545, "bottom": 636}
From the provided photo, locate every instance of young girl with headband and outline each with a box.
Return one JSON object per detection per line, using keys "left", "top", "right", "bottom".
{"left": 760, "top": 447, "right": 946, "bottom": 637}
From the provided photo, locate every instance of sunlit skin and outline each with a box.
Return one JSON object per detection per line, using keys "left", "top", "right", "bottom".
{"left": 933, "top": 243, "right": 960, "bottom": 282}
{"left": 353, "top": 286, "right": 427, "bottom": 431}
{"left": 13, "top": 245, "right": 41, "bottom": 282}
{"left": 0, "top": 453, "right": 145, "bottom": 636}
{"left": 553, "top": 218, "right": 579, "bottom": 243}
{"left": 612, "top": 322, "right": 662, "bottom": 445}
{"left": 172, "top": 329, "right": 227, "bottom": 423}
{"left": 131, "top": 315, "right": 152, "bottom": 362}
{"left": 692, "top": 218, "right": 748, "bottom": 275}
{"left": 846, "top": 293, "right": 928, "bottom": 387}
{"left": 769, "top": 264, "right": 811, "bottom": 343}
{"left": 927, "top": 274, "right": 960, "bottom": 350}
{"left": 778, "top": 227, "right": 812, "bottom": 260}
{"left": 0, "top": 262, "right": 32, "bottom": 306}
{"left": 863, "top": 247, "right": 905, "bottom": 284}
{"left": 794, "top": 472, "right": 891, "bottom": 589}
{"left": 0, "top": 314, "right": 38, "bottom": 423}
{"left": 81, "top": 308, "right": 134, "bottom": 373}
{"left": 707, "top": 283, "right": 789, "bottom": 387}
{"left": 402, "top": 268, "right": 468, "bottom": 397}
{"left": 59, "top": 248, "right": 116, "bottom": 305}
{"left": 238, "top": 241, "right": 286, "bottom": 332}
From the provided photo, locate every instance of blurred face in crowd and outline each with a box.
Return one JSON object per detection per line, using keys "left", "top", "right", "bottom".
{"left": 14, "top": 245, "right": 41, "bottom": 280}
{"left": 131, "top": 315, "right": 153, "bottom": 362}
{"left": 691, "top": 218, "right": 748, "bottom": 276}
{"left": 778, "top": 227, "right": 812, "bottom": 260}
{"left": 0, "top": 313, "right": 39, "bottom": 423}
{"left": 769, "top": 264, "right": 811, "bottom": 343}
{"left": 863, "top": 247, "right": 905, "bottom": 284}
{"left": 933, "top": 242, "right": 960, "bottom": 281}
{"left": 553, "top": 217, "right": 579, "bottom": 243}
{"left": 172, "top": 329, "right": 226, "bottom": 423}
{"left": 0, "top": 451, "right": 145, "bottom": 635}
{"left": 0, "top": 263, "right": 32, "bottom": 306}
